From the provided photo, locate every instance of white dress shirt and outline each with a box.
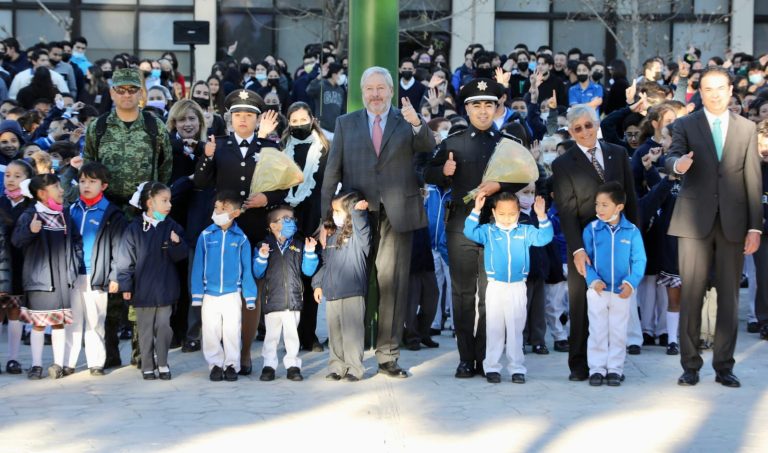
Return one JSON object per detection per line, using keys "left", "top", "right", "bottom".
{"left": 577, "top": 140, "right": 605, "bottom": 168}
{"left": 234, "top": 133, "right": 254, "bottom": 158}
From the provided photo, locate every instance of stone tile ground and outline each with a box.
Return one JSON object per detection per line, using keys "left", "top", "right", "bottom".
{"left": 1, "top": 289, "right": 766, "bottom": 452}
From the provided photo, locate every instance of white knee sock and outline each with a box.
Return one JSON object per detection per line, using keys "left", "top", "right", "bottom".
{"left": 8, "top": 320, "right": 22, "bottom": 361}
{"left": 31, "top": 329, "right": 44, "bottom": 367}
{"left": 51, "top": 329, "right": 66, "bottom": 367}
{"left": 667, "top": 312, "right": 680, "bottom": 344}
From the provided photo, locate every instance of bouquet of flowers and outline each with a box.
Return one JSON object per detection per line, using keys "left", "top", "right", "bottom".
{"left": 462, "top": 137, "right": 540, "bottom": 204}
{"left": 249, "top": 147, "right": 304, "bottom": 198}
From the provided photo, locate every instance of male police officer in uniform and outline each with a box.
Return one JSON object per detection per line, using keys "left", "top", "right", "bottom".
{"left": 194, "top": 88, "right": 284, "bottom": 375}
{"left": 425, "top": 78, "right": 527, "bottom": 378}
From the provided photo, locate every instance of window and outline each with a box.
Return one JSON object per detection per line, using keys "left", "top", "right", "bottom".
{"left": 80, "top": 10, "right": 135, "bottom": 61}
{"left": 495, "top": 19, "right": 550, "bottom": 56}
{"left": 553, "top": 20, "right": 606, "bottom": 58}
{"left": 672, "top": 22, "right": 728, "bottom": 63}
{"left": 139, "top": 12, "right": 194, "bottom": 50}
{"left": 218, "top": 13, "right": 276, "bottom": 63}
{"left": 496, "top": 0, "right": 549, "bottom": 13}
{"left": 15, "top": 10, "right": 71, "bottom": 48}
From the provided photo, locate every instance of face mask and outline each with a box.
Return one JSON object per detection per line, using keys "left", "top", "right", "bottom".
{"left": 160, "top": 70, "right": 171, "bottom": 79}
{"left": 72, "top": 51, "right": 84, "bottom": 59}
{"left": 61, "top": 53, "right": 71, "bottom": 63}
{"left": 152, "top": 211, "right": 167, "bottom": 221}
{"left": 401, "top": 70, "right": 413, "bottom": 81}
{"left": 264, "top": 105, "right": 280, "bottom": 113}
{"left": 542, "top": 151, "right": 558, "bottom": 165}
{"left": 577, "top": 74, "right": 589, "bottom": 83}
{"left": 150, "top": 69, "right": 161, "bottom": 79}
{"left": 146, "top": 100, "right": 166, "bottom": 111}
{"left": 333, "top": 213, "right": 346, "bottom": 228}
{"left": 255, "top": 73, "right": 267, "bottom": 82}
{"left": 691, "top": 81, "right": 700, "bottom": 90}
{"left": 738, "top": 66, "right": 748, "bottom": 76}
{"left": 0, "top": 52, "right": 5, "bottom": 61}
{"left": 653, "top": 71, "right": 662, "bottom": 81}
{"left": 51, "top": 159, "right": 60, "bottom": 171}
{"left": 337, "top": 74, "right": 347, "bottom": 85}
{"left": 438, "top": 129, "right": 449, "bottom": 140}
{"left": 4, "top": 188, "right": 21, "bottom": 199}
{"left": 193, "top": 97, "right": 210, "bottom": 109}
{"left": 598, "top": 213, "right": 619, "bottom": 223}
{"left": 102, "top": 71, "right": 113, "bottom": 80}
{"left": 592, "top": 71, "right": 603, "bottom": 82}
{"left": 304, "top": 64, "right": 314, "bottom": 74}
{"left": 540, "top": 111, "right": 550, "bottom": 121}
{"left": 517, "top": 62, "right": 529, "bottom": 72}
{"left": 517, "top": 194, "right": 534, "bottom": 210}
{"left": 267, "top": 78, "right": 279, "bottom": 87}
{"left": 289, "top": 123, "right": 313, "bottom": 141}
{"left": 211, "top": 212, "right": 230, "bottom": 226}
{"left": 47, "top": 197, "right": 63, "bottom": 212}
{"left": 749, "top": 74, "right": 764, "bottom": 85}
{"left": 142, "top": 70, "right": 151, "bottom": 78}
{"left": 280, "top": 218, "right": 297, "bottom": 239}
{"left": 516, "top": 110, "right": 527, "bottom": 119}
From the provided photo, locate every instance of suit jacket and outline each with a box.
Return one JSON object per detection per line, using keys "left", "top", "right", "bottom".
{"left": 321, "top": 107, "right": 435, "bottom": 233}
{"left": 664, "top": 110, "right": 761, "bottom": 241}
{"left": 552, "top": 140, "right": 639, "bottom": 255}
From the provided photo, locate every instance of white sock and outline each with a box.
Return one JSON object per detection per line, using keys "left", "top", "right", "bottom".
{"left": 158, "top": 366, "right": 170, "bottom": 373}
{"left": 51, "top": 329, "right": 66, "bottom": 367}
{"left": 667, "top": 312, "right": 680, "bottom": 344}
{"left": 31, "top": 329, "right": 44, "bottom": 367}
{"left": 8, "top": 320, "right": 22, "bottom": 361}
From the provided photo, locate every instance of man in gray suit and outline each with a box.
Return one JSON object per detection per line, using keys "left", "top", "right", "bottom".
{"left": 321, "top": 66, "right": 435, "bottom": 378}
{"left": 665, "top": 66, "right": 762, "bottom": 388}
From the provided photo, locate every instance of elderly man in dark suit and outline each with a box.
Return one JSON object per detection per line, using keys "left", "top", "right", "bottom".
{"left": 665, "top": 67, "right": 762, "bottom": 388}
{"left": 321, "top": 66, "right": 435, "bottom": 378}
{"left": 552, "top": 104, "right": 638, "bottom": 382}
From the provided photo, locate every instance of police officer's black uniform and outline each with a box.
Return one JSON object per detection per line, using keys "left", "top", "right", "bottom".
{"left": 424, "top": 79, "right": 527, "bottom": 378}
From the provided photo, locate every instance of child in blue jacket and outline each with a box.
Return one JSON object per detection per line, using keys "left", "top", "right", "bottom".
{"left": 190, "top": 191, "right": 257, "bottom": 382}
{"left": 464, "top": 191, "right": 553, "bottom": 384}
{"left": 253, "top": 205, "right": 318, "bottom": 383}
{"left": 583, "top": 182, "right": 646, "bottom": 387}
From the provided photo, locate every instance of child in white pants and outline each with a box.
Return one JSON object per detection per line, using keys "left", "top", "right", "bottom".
{"left": 463, "top": 192, "right": 553, "bottom": 384}
{"left": 583, "top": 183, "right": 647, "bottom": 387}
{"left": 253, "top": 206, "right": 319, "bottom": 382}
{"left": 190, "top": 193, "right": 257, "bottom": 382}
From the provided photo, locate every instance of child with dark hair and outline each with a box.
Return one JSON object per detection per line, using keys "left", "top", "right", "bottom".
{"left": 312, "top": 191, "right": 370, "bottom": 382}
{"left": 583, "top": 182, "right": 646, "bottom": 387}
{"left": 464, "top": 191, "right": 553, "bottom": 384}
{"left": 253, "top": 204, "right": 318, "bottom": 382}
{"left": 49, "top": 140, "right": 83, "bottom": 205}
{"left": 191, "top": 191, "right": 257, "bottom": 382}
{"left": 12, "top": 173, "right": 83, "bottom": 380}
{"left": 0, "top": 159, "right": 34, "bottom": 374}
{"left": 117, "top": 181, "right": 188, "bottom": 380}
{"left": 64, "top": 162, "right": 127, "bottom": 376}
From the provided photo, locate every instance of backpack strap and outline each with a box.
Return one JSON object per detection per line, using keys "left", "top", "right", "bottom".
{"left": 141, "top": 110, "right": 160, "bottom": 181}
{"left": 92, "top": 112, "right": 110, "bottom": 161}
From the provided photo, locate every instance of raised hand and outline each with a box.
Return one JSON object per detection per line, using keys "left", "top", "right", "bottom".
{"left": 30, "top": 213, "right": 41, "bottom": 233}
{"left": 547, "top": 91, "right": 558, "bottom": 110}
{"left": 675, "top": 151, "right": 694, "bottom": 174}
{"left": 227, "top": 41, "right": 238, "bottom": 56}
{"left": 257, "top": 110, "right": 279, "bottom": 138}
{"left": 474, "top": 192, "right": 486, "bottom": 211}
{"left": 494, "top": 67, "right": 510, "bottom": 88}
{"left": 259, "top": 242, "right": 270, "bottom": 256}
{"left": 354, "top": 200, "right": 368, "bottom": 211}
{"left": 428, "top": 73, "right": 443, "bottom": 89}
{"left": 69, "top": 155, "right": 84, "bottom": 170}
{"left": 625, "top": 79, "right": 637, "bottom": 104}
{"left": 305, "top": 236, "right": 317, "bottom": 252}
{"left": 427, "top": 88, "right": 440, "bottom": 110}
{"left": 204, "top": 134, "right": 216, "bottom": 157}
{"left": 400, "top": 96, "right": 420, "bottom": 126}
{"left": 533, "top": 195, "right": 546, "bottom": 218}
{"left": 170, "top": 230, "right": 180, "bottom": 244}
{"left": 443, "top": 151, "right": 456, "bottom": 177}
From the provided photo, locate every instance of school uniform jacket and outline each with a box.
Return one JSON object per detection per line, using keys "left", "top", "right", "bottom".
{"left": 253, "top": 235, "right": 319, "bottom": 314}
{"left": 582, "top": 214, "right": 647, "bottom": 294}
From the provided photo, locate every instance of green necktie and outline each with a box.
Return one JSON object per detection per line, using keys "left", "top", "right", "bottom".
{"left": 712, "top": 118, "right": 723, "bottom": 161}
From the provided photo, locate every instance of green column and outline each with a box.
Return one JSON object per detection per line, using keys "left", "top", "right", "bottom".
{"left": 347, "top": 0, "right": 399, "bottom": 112}
{"left": 347, "top": 0, "right": 399, "bottom": 348}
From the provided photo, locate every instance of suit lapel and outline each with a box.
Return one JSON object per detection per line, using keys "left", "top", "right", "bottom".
{"left": 568, "top": 145, "right": 603, "bottom": 184}
{"left": 694, "top": 110, "right": 719, "bottom": 162}
{"left": 380, "top": 107, "right": 400, "bottom": 156}
{"left": 600, "top": 141, "right": 617, "bottom": 181}
{"left": 358, "top": 110, "right": 377, "bottom": 157}
{"left": 721, "top": 111, "right": 742, "bottom": 166}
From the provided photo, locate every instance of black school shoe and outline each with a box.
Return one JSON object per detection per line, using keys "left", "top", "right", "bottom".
{"left": 532, "top": 344, "right": 549, "bottom": 355}
{"left": 142, "top": 371, "right": 156, "bottom": 380}
{"left": 325, "top": 372, "right": 342, "bottom": 381}
{"left": 210, "top": 366, "right": 224, "bottom": 382}
{"left": 27, "top": 366, "right": 43, "bottom": 380}
{"left": 182, "top": 340, "right": 201, "bottom": 353}
{"left": 89, "top": 367, "right": 105, "bottom": 376}
{"left": 287, "top": 367, "right": 303, "bottom": 381}
{"left": 486, "top": 372, "right": 501, "bottom": 384}
{"left": 62, "top": 366, "right": 76, "bottom": 377}
{"left": 553, "top": 340, "right": 569, "bottom": 352}
{"left": 158, "top": 368, "right": 172, "bottom": 380}
{"left": 511, "top": 373, "right": 526, "bottom": 384}
{"left": 748, "top": 322, "right": 760, "bottom": 333}
{"left": 260, "top": 366, "right": 276, "bottom": 381}
{"left": 627, "top": 345, "right": 642, "bottom": 355}
{"left": 589, "top": 373, "right": 604, "bottom": 386}
{"left": 642, "top": 333, "right": 656, "bottom": 346}
{"left": 606, "top": 373, "right": 624, "bottom": 386}
{"left": 6, "top": 360, "right": 22, "bottom": 374}
{"left": 238, "top": 363, "right": 252, "bottom": 376}
{"left": 224, "top": 366, "right": 238, "bottom": 382}
{"left": 48, "top": 364, "right": 64, "bottom": 379}
{"left": 666, "top": 342, "right": 680, "bottom": 355}
{"left": 657, "top": 334, "right": 669, "bottom": 346}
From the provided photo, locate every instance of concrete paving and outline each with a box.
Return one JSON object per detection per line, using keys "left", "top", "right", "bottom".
{"left": 0, "top": 289, "right": 767, "bottom": 452}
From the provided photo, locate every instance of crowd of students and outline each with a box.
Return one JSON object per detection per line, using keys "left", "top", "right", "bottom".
{"left": 0, "top": 33, "right": 767, "bottom": 384}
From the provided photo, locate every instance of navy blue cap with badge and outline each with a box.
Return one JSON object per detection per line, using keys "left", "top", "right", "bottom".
{"left": 225, "top": 89, "right": 265, "bottom": 114}
{"left": 459, "top": 78, "right": 504, "bottom": 104}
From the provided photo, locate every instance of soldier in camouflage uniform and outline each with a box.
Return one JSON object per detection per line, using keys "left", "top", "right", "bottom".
{"left": 83, "top": 68, "right": 172, "bottom": 369}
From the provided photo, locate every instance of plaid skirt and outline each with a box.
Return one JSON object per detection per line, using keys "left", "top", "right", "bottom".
{"left": 0, "top": 294, "right": 24, "bottom": 310}
{"left": 657, "top": 271, "right": 682, "bottom": 289}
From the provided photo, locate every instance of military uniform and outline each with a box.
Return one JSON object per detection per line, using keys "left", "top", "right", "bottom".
{"left": 193, "top": 89, "right": 287, "bottom": 374}
{"left": 424, "top": 78, "right": 527, "bottom": 377}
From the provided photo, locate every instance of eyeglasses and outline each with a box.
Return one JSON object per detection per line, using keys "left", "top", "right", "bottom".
{"left": 113, "top": 86, "right": 140, "bottom": 95}
{"left": 624, "top": 132, "right": 641, "bottom": 139}
{"left": 571, "top": 122, "right": 595, "bottom": 134}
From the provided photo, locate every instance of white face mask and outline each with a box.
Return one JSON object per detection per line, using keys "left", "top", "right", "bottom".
{"left": 333, "top": 213, "right": 346, "bottom": 228}
{"left": 598, "top": 213, "right": 619, "bottom": 223}
{"left": 211, "top": 212, "right": 231, "bottom": 226}
{"left": 540, "top": 111, "right": 550, "bottom": 121}
{"left": 517, "top": 194, "right": 535, "bottom": 210}
{"left": 438, "top": 130, "right": 449, "bottom": 140}
{"left": 337, "top": 74, "right": 347, "bottom": 85}
{"left": 542, "top": 151, "right": 558, "bottom": 165}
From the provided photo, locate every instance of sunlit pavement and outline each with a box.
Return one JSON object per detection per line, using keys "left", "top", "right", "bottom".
{"left": 1, "top": 289, "right": 767, "bottom": 452}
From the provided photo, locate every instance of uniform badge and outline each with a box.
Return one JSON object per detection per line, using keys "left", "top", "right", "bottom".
{"left": 477, "top": 81, "right": 488, "bottom": 91}
{"left": 239, "top": 91, "right": 249, "bottom": 100}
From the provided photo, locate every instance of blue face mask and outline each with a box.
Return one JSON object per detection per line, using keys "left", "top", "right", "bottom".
{"left": 152, "top": 211, "right": 167, "bottom": 221}
{"left": 51, "top": 159, "right": 60, "bottom": 170}
{"left": 255, "top": 73, "right": 267, "bottom": 82}
{"left": 280, "top": 218, "right": 297, "bottom": 239}
{"left": 150, "top": 69, "right": 161, "bottom": 79}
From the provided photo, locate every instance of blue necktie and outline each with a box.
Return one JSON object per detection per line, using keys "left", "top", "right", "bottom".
{"left": 712, "top": 118, "right": 723, "bottom": 161}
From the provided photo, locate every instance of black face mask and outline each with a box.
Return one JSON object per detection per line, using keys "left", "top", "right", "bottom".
{"left": 592, "top": 71, "right": 603, "bottom": 82}
{"left": 161, "top": 70, "right": 171, "bottom": 79}
{"left": 267, "top": 78, "right": 280, "bottom": 87}
{"left": 102, "top": 71, "right": 113, "bottom": 80}
{"left": 289, "top": 123, "right": 313, "bottom": 140}
{"left": 193, "top": 97, "right": 209, "bottom": 109}
{"left": 400, "top": 70, "right": 413, "bottom": 81}
{"left": 517, "top": 62, "right": 529, "bottom": 72}
{"left": 240, "top": 63, "right": 250, "bottom": 74}
{"left": 264, "top": 105, "right": 280, "bottom": 113}
{"left": 61, "top": 53, "right": 71, "bottom": 63}
{"left": 577, "top": 74, "right": 589, "bottom": 83}
{"left": 691, "top": 81, "right": 700, "bottom": 90}
{"left": 142, "top": 70, "right": 152, "bottom": 78}
{"left": 0, "top": 52, "right": 5, "bottom": 61}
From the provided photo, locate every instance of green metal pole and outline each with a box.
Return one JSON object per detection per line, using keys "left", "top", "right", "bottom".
{"left": 347, "top": 0, "right": 399, "bottom": 348}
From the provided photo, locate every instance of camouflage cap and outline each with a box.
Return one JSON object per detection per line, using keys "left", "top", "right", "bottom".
{"left": 111, "top": 68, "right": 142, "bottom": 88}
